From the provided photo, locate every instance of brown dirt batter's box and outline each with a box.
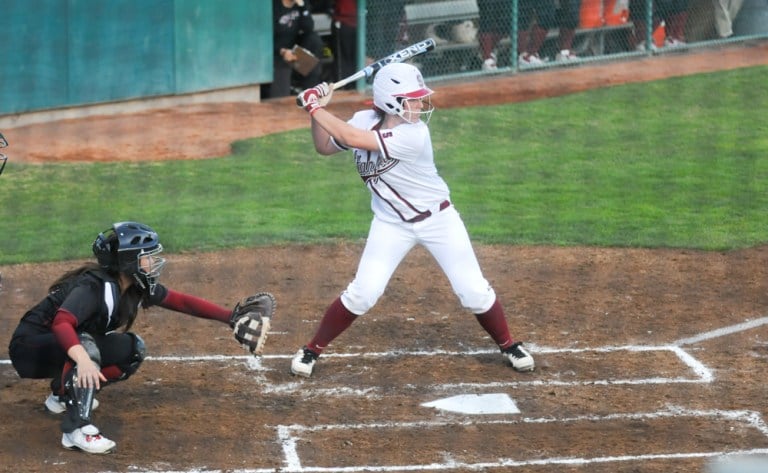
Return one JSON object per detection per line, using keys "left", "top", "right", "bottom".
{"left": 250, "top": 345, "right": 711, "bottom": 391}
{"left": 130, "top": 342, "right": 768, "bottom": 472}
{"left": 278, "top": 409, "right": 768, "bottom": 470}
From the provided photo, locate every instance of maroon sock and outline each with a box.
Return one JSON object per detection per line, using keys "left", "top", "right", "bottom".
{"left": 306, "top": 296, "right": 357, "bottom": 354}
{"left": 559, "top": 28, "right": 576, "bottom": 51}
{"left": 474, "top": 299, "right": 514, "bottom": 350}
{"left": 631, "top": 21, "right": 647, "bottom": 47}
{"left": 517, "top": 29, "right": 531, "bottom": 54}
{"left": 530, "top": 25, "right": 549, "bottom": 55}
{"left": 666, "top": 12, "right": 688, "bottom": 41}
{"left": 478, "top": 32, "right": 500, "bottom": 60}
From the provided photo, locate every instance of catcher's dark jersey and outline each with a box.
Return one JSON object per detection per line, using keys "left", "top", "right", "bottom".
{"left": 12, "top": 270, "right": 166, "bottom": 339}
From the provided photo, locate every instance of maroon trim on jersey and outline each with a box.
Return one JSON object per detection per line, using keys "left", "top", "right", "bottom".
{"left": 160, "top": 288, "right": 231, "bottom": 323}
{"left": 407, "top": 200, "right": 451, "bottom": 223}
{"left": 51, "top": 308, "right": 81, "bottom": 352}
{"left": 375, "top": 129, "right": 390, "bottom": 159}
{"left": 372, "top": 117, "right": 385, "bottom": 131}
{"left": 370, "top": 177, "right": 425, "bottom": 222}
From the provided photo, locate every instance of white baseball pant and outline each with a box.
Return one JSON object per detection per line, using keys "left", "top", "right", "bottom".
{"left": 340, "top": 206, "right": 497, "bottom": 315}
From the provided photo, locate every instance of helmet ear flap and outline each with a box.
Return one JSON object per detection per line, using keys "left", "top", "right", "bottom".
{"left": 93, "top": 230, "right": 119, "bottom": 272}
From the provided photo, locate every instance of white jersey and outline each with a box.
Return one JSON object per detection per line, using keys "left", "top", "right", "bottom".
{"left": 333, "top": 110, "right": 450, "bottom": 224}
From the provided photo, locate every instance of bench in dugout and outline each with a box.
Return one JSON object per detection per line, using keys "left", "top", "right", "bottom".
{"left": 403, "top": 0, "right": 634, "bottom": 71}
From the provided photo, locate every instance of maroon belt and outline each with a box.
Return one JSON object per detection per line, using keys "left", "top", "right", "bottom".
{"left": 408, "top": 200, "right": 451, "bottom": 223}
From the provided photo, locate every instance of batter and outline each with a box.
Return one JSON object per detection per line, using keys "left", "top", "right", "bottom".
{"left": 291, "top": 62, "right": 535, "bottom": 377}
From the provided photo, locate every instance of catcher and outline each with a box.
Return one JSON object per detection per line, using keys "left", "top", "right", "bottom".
{"left": 7, "top": 221, "right": 275, "bottom": 455}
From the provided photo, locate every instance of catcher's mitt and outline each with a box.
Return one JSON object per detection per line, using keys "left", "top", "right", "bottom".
{"left": 230, "top": 292, "right": 276, "bottom": 355}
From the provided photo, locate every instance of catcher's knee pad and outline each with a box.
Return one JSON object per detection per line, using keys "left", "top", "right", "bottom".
{"left": 79, "top": 332, "right": 102, "bottom": 365}
{"left": 117, "top": 333, "right": 146, "bottom": 380}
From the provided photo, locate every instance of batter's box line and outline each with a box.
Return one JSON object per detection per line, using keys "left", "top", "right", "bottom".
{"left": 102, "top": 344, "right": 715, "bottom": 392}
{"left": 275, "top": 406, "right": 768, "bottom": 472}
{"left": 260, "top": 344, "right": 712, "bottom": 394}
{"left": 436, "top": 344, "right": 713, "bottom": 391}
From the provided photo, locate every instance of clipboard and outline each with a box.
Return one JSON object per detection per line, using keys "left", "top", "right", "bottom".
{"left": 292, "top": 45, "right": 320, "bottom": 76}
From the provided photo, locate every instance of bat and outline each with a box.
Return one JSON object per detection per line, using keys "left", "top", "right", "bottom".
{"left": 296, "top": 38, "right": 436, "bottom": 107}
{"left": 333, "top": 38, "right": 436, "bottom": 90}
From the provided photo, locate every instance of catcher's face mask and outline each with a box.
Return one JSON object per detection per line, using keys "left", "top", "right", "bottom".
{"left": 135, "top": 245, "right": 166, "bottom": 295}
{"left": 0, "top": 133, "right": 7, "bottom": 176}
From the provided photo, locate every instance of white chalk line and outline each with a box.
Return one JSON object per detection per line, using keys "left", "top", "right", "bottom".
{"left": 251, "top": 344, "right": 716, "bottom": 394}
{"left": 1, "top": 313, "right": 764, "bottom": 367}
{"left": 277, "top": 406, "right": 768, "bottom": 472}
{"left": 1, "top": 317, "right": 765, "bottom": 473}
{"left": 0, "top": 344, "right": 714, "bottom": 390}
{"left": 675, "top": 316, "right": 768, "bottom": 346}
{"left": 272, "top": 449, "right": 768, "bottom": 473}
{"left": 94, "top": 447, "right": 768, "bottom": 473}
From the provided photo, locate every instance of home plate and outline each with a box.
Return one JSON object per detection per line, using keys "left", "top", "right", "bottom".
{"left": 421, "top": 393, "right": 520, "bottom": 415}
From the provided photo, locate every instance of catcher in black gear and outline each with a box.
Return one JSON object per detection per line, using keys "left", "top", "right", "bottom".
{"left": 7, "top": 221, "right": 275, "bottom": 455}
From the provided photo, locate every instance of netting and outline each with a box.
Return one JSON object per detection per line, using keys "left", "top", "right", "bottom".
{"left": 311, "top": 0, "right": 768, "bottom": 86}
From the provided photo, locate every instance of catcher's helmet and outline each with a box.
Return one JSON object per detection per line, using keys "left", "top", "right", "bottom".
{"left": 93, "top": 221, "right": 166, "bottom": 294}
{"left": 372, "top": 63, "right": 434, "bottom": 123}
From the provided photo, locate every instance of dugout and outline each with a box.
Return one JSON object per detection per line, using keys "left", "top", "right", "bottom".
{"left": 0, "top": 0, "right": 272, "bottom": 117}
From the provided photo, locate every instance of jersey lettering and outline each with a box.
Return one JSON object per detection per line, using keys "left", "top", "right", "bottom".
{"left": 355, "top": 149, "right": 398, "bottom": 182}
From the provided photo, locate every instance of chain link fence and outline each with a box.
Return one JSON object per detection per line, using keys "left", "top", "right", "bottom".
{"left": 312, "top": 0, "right": 768, "bottom": 86}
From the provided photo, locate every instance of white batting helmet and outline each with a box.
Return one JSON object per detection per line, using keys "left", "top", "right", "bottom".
{"left": 372, "top": 63, "right": 434, "bottom": 123}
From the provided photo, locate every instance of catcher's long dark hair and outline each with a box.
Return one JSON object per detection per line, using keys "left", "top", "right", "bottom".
{"left": 49, "top": 263, "right": 145, "bottom": 331}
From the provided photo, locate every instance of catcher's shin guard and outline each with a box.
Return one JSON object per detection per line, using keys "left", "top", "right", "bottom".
{"left": 61, "top": 366, "right": 98, "bottom": 431}
{"left": 61, "top": 333, "right": 102, "bottom": 432}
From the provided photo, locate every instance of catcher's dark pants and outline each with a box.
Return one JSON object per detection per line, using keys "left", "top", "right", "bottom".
{"left": 9, "top": 331, "right": 139, "bottom": 393}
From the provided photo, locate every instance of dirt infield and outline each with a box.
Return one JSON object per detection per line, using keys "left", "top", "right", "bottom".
{"left": 2, "top": 42, "right": 768, "bottom": 472}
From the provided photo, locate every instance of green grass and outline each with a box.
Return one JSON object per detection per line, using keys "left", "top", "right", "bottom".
{"left": 1, "top": 65, "right": 767, "bottom": 264}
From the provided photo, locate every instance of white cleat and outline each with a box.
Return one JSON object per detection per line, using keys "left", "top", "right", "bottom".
{"left": 61, "top": 424, "right": 116, "bottom": 454}
{"left": 45, "top": 393, "right": 99, "bottom": 414}
{"left": 555, "top": 49, "right": 578, "bottom": 61}
{"left": 519, "top": 53, "right": 544, "bottom": 68}
{"left": 503, "top": 342, "right": 535, "bottom": 372}
{"left": 481, "top": 53, "right": 498, "bottom": 72}
{"left": 290, "top": 347, "right": 319, "bottom": 378}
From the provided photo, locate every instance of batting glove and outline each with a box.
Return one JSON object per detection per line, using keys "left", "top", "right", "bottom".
{"left": 296, "top": 83, "right": 331, "bottom": 115}
{"left": 318, "top": 82, "right": 333, "bottom": 107}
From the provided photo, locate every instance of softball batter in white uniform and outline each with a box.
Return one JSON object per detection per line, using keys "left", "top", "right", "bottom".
{"left": 291, "top": 62, "right": 534, "bottom": 377}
